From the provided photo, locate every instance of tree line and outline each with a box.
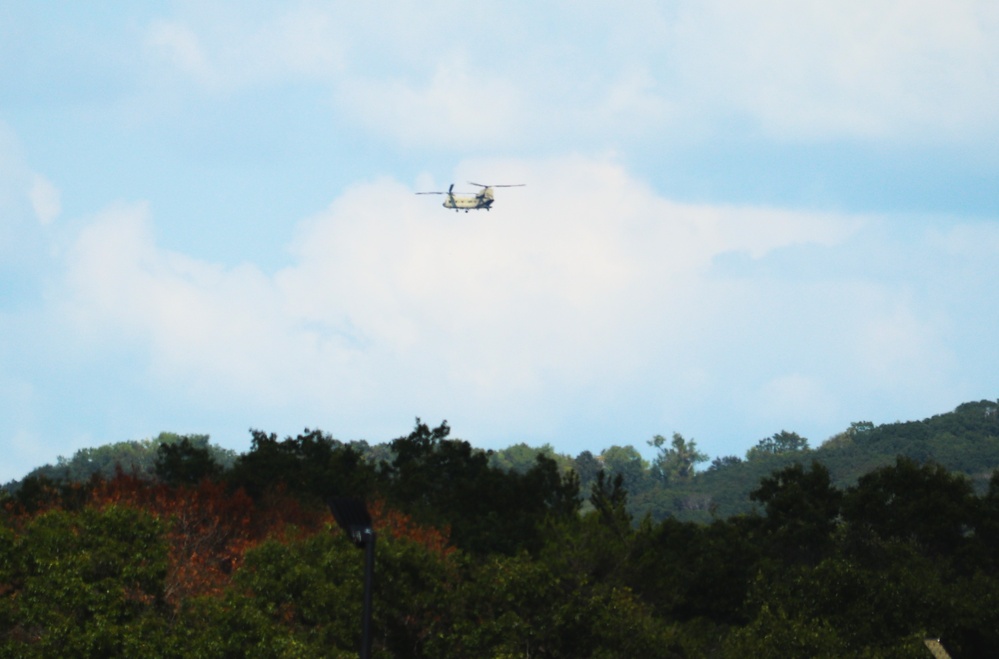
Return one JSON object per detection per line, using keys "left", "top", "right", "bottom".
{"left": 3, "top": 410, "right": 999, "bottom": 656}
{"left": 10, "top": 400, "right": 999, "bottom": 526}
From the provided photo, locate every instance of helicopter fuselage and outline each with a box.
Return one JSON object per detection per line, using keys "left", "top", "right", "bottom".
{"left": 417, "top": 182, "right": 519, "bottom": 211}
{"left": 442, "top": 188, "right": 494, "bottom": 211}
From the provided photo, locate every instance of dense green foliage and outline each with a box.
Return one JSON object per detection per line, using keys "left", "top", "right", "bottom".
{"left": 2, "top": 401, "right": 999, "bottom": 656}
{"left": 12, "top": 400, "right": 998, "bottom": 524}
{"left": 639, "top": 399, "right": 999, "bottom": 522}
{"left": 7, "top": 433, "right": 237, "bottom": 493}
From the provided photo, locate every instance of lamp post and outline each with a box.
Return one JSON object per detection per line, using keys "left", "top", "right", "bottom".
{"left": 328, "top": 497, "right": 375, "bottom": 659}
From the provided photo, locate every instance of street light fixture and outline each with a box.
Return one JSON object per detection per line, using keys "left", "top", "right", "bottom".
{"left": 328, "top": 497, "right": 375, "bottom": 659}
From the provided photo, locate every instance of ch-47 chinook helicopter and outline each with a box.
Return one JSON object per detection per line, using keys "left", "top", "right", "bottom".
{"left": 416, "top": 182, "right": 525, "bottom": 212}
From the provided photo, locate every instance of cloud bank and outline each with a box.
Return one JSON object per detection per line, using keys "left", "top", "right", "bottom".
{"left": 30, "top": 156, "right": 981, "bottom": 467}
{"left": 135, "top": 1, "right": 999, "bottom": 149}
{"left": 2, "top": 2, "right": 998, "bottom": 482}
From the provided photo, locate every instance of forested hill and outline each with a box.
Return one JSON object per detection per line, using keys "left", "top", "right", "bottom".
{"left": 2, "top": 404, "right": 999, "bottom": 655}
{"left": 5, "top": 400, "right": 999, "bottom": 523}
{"left": 647, "top": 399, "right": 999, "bottom": 521}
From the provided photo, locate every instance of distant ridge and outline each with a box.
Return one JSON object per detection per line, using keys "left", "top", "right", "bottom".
{"left": 5, "top": 400, "right": 998, "bottom": 525}
{"left": 652, "top": 399, "right": 999, "bottom": 521}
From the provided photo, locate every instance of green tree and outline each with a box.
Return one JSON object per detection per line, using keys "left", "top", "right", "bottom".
{"left": 489, "top": 442, "right": 556, "bottom": 473}
{"left": 383, "top": 420, "right": 580, "bottom": 555}
{"left": 841, "top": 456, "right": 977, "bottom": 561}
{"left": 750, "top": 461, "right": 842, "bottom": 565}
{"left": 648, "top": 433, "right": 709, "bottom": 485}
{"left": 175, "top": 518, "right": 460, "bottom": 658}
{"left": 425, "top": 551, "right": 682, "bottom": 658}
{"left": 707, "top": 455, "right": 743, "bottom": 471}
{"left": 979, "top": 470, "right": 999, "bottom": 571}
{"left": 598, "top": 445, "right": 649, "bottom": 496}
{"left": 572, "top": 450, "right": 603, "bottom": 498}
{"left": 229, "top": 428, "right": 377, "bottom": 503}
{"left": 746, "top": 430, "right": 809, "bottom": 461}
{"left": 172, "top": 592, "right": 318, "bottom": 658}
{"left": 589, "top": 471, "right": 632, "bottom": 537}
{"left": 537, "top": 470, "right": 637, "bottom": 593}
{"left": 739, "top": 553, "right": 949, "bottom": 655}
{"left": 154, "top": 437, "right": 223, "bottom": 486}
{"left": 722, "top": 603, "right": 852, "bottom": 658}
{"left": 0, "top": 506, "right": 170, "bottom": 657}
{"left": 7, "top": 433, "right": 236, "bottom": 491}
{"left": 628, "top": 516, "right": 758, "bottom": 624}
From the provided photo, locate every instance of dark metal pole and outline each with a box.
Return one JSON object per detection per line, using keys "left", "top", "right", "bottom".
{"left": 328, "top": 498, "right": 375, "bottom": 659}
{"left": 361, "top": 529, "right": 375, "bottom": 659}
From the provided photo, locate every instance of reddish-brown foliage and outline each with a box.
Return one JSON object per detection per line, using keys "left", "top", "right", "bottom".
{"left": 248, "top": 483, "right": 328, "bottom": 541}
{"left": 367, "top": 499, "right": 455, "bottom": 559}
{"left": 3, "top": 470, "right": 455, "bottom": 608}
{"left": 89, "top": 472, "right": 258, "bottom": 604}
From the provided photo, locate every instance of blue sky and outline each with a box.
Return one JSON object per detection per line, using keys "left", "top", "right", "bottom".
{"left": 3, "top": 1, "right": 999, "bottom": 482}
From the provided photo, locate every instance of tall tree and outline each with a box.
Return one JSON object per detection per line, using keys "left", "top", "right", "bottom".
{"left": 750, "top": 461, "right": 842, "bottom": 565}
{"left": 0, "top": 506, "right": 170, "bottom": 656}
{"left": 228, "top": 428, "right": 376, "bottom": 503}
{"left": 746, "top": 430, "right": 809, "bottom": 461}
{"left": 154, "top": 437, "right": 222, "bottom": 486}
{"left": 599, "top": 445, "right": 650, "bottom": 495}
{"left": 649, "top": 433, "right": 708, "bottom": 485}
{"left": 383, "top": 419, "right": 580, "bottom": 555}
{"left": 842, "top": 457, "right": 978, "bottom": 561}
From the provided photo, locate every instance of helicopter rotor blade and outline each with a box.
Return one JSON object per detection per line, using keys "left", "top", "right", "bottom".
{"left": 417, "top": 183, "right": 460, "bottom": 196}
{"left": 468, "top": 182, "right": 525, "bottom": 188}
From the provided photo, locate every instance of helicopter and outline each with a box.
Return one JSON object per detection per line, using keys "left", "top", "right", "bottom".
{"left": 416, "top": 182, "right": 525, "bottom": 212}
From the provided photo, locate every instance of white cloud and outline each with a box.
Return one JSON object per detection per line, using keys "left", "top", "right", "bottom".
{"left": 0, "top": 123, "right": 53, "bottom": 267}
{"left": 135, "top": 1, "right": 999, "bottom": 148}
{"left": 0, "top": 377, "right": 52, "bottom": 479}
{"left": 279, "top": 157, "right": 856, "bottom": 401}
{"left": 332, "top": 0, "right": 999, "bottom": 144}
{"left": 145, "top": 21, "right": 210, "bottom": 83}
{"left": 29, "top": 174, "right": 61, "bottom": 226}
{"left": 6, "top": 2, "right": 999, "bottom": 482}
{"left": 0, "top": 122, "right": 29, "bottom": 224}
{"left": 669, "top": 0, "right": 999, "bottom": 141}
{"left": 144, "top": 6, "right": 345, "bottom": 92}
{"left": 854, "top": 297, "right": 954, "bottom": 388}
{"left": 63, "top": 203, "right": 302, "bottom": 405}
{"left": 753, "top": 373, "right": 840, "bottom": 434}
{"left": 935, "top": 222, "right": 999, "bottom": 259}
{"left": 336, "top": 60, "right": 526, "bottom": 149}
{"left": 56, "top": 157, "right": 877, "bottom": 442}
